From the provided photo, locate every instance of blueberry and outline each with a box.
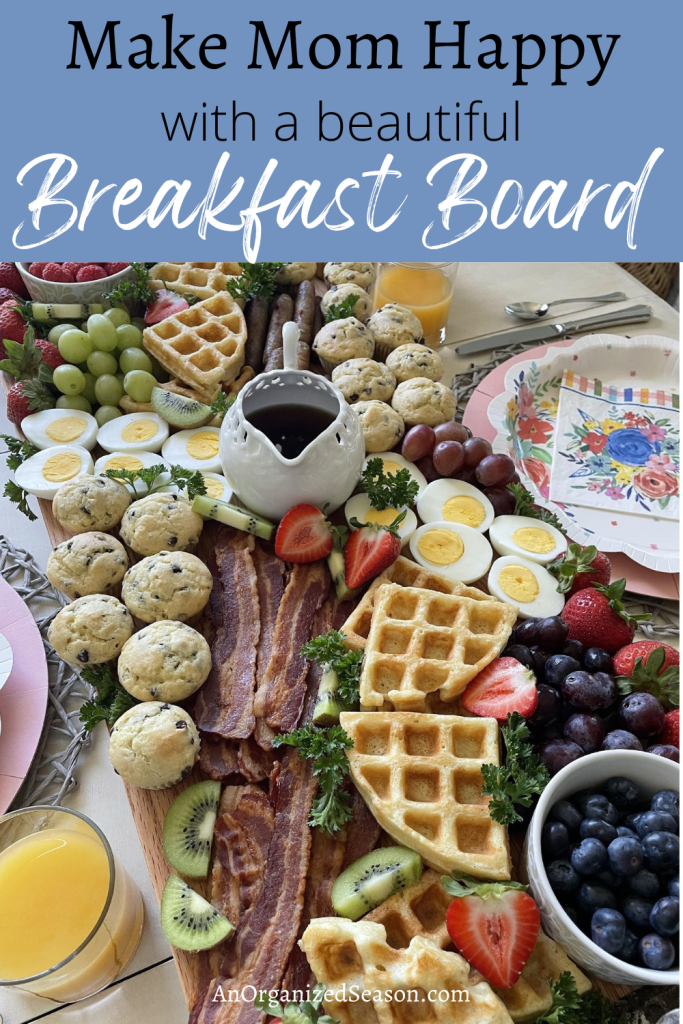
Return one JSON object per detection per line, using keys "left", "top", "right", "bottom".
{"left": 530, "top": 685, "right": 563, "bottom": 728}
{"left": 635, "top": 810, "right": 678, "bottom": 838}
{"left": 550, "top": 800, "right": 583, "bottom": 833}
{"left": 619, "top": 692, "right": 665, "bottom": 739}
{"left": 625, "top": 813, "right": 644, "bottom": 832}
{"left": 577, "top": 882, "right": 618, "bottom": 913}
{"left": 571, "top": 838, "right": 607, "bottom": 875}
{"left": 530, "top": 646, "right": 551, "bottom": 678}
{"left": 619, "top": 927, "right": 639, "bottom": 962}
{"left": 668, "top": 876, "right": 680, "bottom": 898}
{"left": 638, "top": 933, "right": 676, "bottom": 970}
{"left": 595, "top": 867, "right": 621, "bottom": 889}
{"left": 621, "top": 894, "right": 653, "bottom": 929}
{"left": 603, "top": 777, "right": 640, "bottom": 809}
{"left": 583, "top": 647, "right": 614, "bottom": 673}
{"left": 515, "top": 619, "right": 540, "bottom": 646}
{"left": 647, "top": 744, "right": 680, "bottom": 761}
{"left": 617, "top": 826, "right": 637, "bottom": 838}
{"left": 564, "top": 713, "right": 606, "bottom": 754}
{"left": 562, "top": 639, "right": 585, "bottom": 662}
{"left": 560, "top": 903, "right": 581, "bottom": 926}
{"left": 649, "top": 896, "right": 679, "bottom": 937}
{"left": 602, "top": 730, "right": 644, "bottom": 751}
{"left": 537, "top": 739, "right": 584, "bottom": 776}
{"left": 629, "top": 869, "right": 661, "bottom": 900}
{"left": 608, "top": 836, "right": 644, "bottom": 877}
{"left": 642, "top": 831, "right": 680, "bottom": 873}
{"left": 562, "top": 671, "right": 616, "bottom": 711}
{"left": 591, "top": 908, "right": 626, "bottom": 954}
{"left": 584, "top": 794, "right": 619, "bottom": 826}
{"left": 503, "top": 644, "right": 536, "bottom": 671}
{"left": 536, "top": 616, "right": 569, "bottom": 652}
{"left": 651, "top": 790, "right": 680, "bottom": 825}
{"left": 545, "top": 655, "right": 581, "bottom": 689}
{"left": 542, "top": 821, "right": 570, "bottom": 860}
{"left": 580, "top": 818, "right": 618, "bottom": 846}
{"left": 547, "top": 859, "right": 581, "bottom": 892}
{"left": 575, "top": 789, "right": 598, "bottom": 813}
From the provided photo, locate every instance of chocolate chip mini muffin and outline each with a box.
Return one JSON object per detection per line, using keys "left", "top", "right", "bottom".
{"left": 324, "top": 262, "right": 376, "bottom": 291}
{"left": 119, "top": 493, "right": 204, "bottom": 557}
{"left": 108, "top": 701, "right": 200, "bottom": 789}
{"left": 121, "top": 551, "right": 213, "bottom": 623}
{"left": 386, "top": 343, "right": 444, "bottom": 384}
{"left": 276, "top": 262, "right": 317, "bottom": 285}
{"left": 313, "top": 317, "right": 375, "bottom": 373}
{"left": 320, "top": 283, "right": 373, "bottom": 323}
{"left": 332, "top": 358, "right": 396, "bottom": 404}
{"left": 391, "top": 377, "right": 457, "bottom": 427}
{"left": 52, "top": 474, "right": 131, "bottom": 534}
{"left": 353, "top": 400, "right": 405, "bottom": 453}
{"left": 366, "top": 303, "right": 424, "bottom": 361}
{"left": 47, "top": 532, "right": 129, "bottom": 600}
{"left": 48, "top": 594, "right": 133, "bottom": 666}
{"left": 117, "top": 621, "right": 212, "bottom": 702}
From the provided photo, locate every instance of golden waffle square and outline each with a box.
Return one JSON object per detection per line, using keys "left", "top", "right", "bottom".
{"left": 149, "top": 261, "right": 241, "bottom": 301}
{"left": 360, "top": 584, "right": 517, "bottom": 711}
{"left": 160, "top": 366, "right": 255, "bottom": 405}
{"left": 143, "top": 291, "right": 247, "bottom": 400}
{"left": 341, "top": 712, "right": 510, "bottom": 879}
{"left": 300, "top": 917, "right": 514, "bottom": 1024}
{"left": 342, "top": 556, "right": 494, "bottom": 653}
{"left": 491, "top": 931, "right": 591, "bottom": 1022}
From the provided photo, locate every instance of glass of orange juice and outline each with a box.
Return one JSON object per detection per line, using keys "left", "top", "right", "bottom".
{"left": 374, "top": 262, "right": 459, "bottom": 345}
{"left": 0, "top": 805, "right": 144, "bottom": 1002}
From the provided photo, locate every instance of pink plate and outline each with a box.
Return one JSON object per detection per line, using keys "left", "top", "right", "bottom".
{"left": 0, "top": 576, "right": 49, "bottom": 813}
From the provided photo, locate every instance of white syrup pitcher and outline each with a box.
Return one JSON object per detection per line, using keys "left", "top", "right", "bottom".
{"left": 219, "top": 323, "right": 365, "bottom": 520}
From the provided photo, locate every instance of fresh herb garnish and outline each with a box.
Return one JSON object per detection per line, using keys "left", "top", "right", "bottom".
{"left": 105, "top": 463, "right": 207, "bottom": 501}
{"left": 225, "top": 262, "right": 287, "bottom": 303}
{"left": 481, "top": 712, "right": 549, "bottom": 825}
{"left": 324, "top": 293, "right": 360, "bottom": 323}
{"left": 273, "top": 723, "right": 354, "bottom": 835}
{"left": 616, "top": 644, "right": 679, "bottom": 709}
{"left": 507, "top": 483, "right": 566, "bottom": 533}
{"left": 529, "top": 973, "right": 622, "bottom": 1024}
{"left": 361, "top": 457, "right": 419, "bottom": 512}
{"left": 209, "top": 391, "right": 236, "bottom": 418}
{"left": 1, "top": 434, "right": 39, "bottom": 471}
{"left": 104, "top": 262, "right": 156, "bottom": 307}
{"left": 254, "top": 982, "right": 339, "bottom": 1024}
{"left": 3, "top": 480, "right": 37, "bottom": 521}
{"left": 78, "top": 663, "right": 139, "bottom": 731}
{"left": 301, "top": 630, "right": 364, "bottom": 706}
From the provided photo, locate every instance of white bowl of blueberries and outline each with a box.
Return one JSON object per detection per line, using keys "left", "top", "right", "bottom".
{"left": 524, "top": 749, "right": 679, "bottom": 985}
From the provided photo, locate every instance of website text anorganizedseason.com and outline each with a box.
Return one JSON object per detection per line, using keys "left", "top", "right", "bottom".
{"left": 211, "top": 985, "right": 472, "bottom": 1005}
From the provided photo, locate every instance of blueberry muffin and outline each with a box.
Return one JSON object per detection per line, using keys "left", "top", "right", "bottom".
{"left": 108, "top": 702, "right": 200, "bottom": 789}
{"left": 353, "top": 400, "right": 405, "bottom": 453}
{"left": 320, "top": 283, "right": 373, "bottom": 323}
{"left": 332, "top": 358, "right": 396, "bottom": 404}
{"left": 386, "top": 343, "right": 444, "bottom": 384}
{"left": 119, "top": 493, "right": 203, "bottom": 557}
{"left": 276, "top": 262, "right": 317, "bottom": 285}
{"left": 324, "top": 262, "right": 376, "bottom": 291}
{"left": 48, "top": 594, "right": 133, "bottom": 666}
{"left": 391, "top": 378, "right": 457, "bottom": 427}
{"left": 47, "top": 532, "right": 129, "bottom": 600}
{"left": 52, "top": 474, "right": 131, "bottom": 534}
{"left": 117, "top": 621, "right": 212, "bottom": 702}
{"left": 121, "top": 551, "right": 213, "bottom": 623}
{"left": 366, "top": 303, "right": 424, "bottom": 361}
{"left": 313, "top": 317, "right": 375, "bottom": 373}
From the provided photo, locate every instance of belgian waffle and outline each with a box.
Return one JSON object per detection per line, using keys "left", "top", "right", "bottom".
{"left": 341, "top": 712, "right": 510, "bottom": 879}
{"left": 341, "top": 556, "right": 494, "bottom": 653}
{"left": 149, "top": 262, "right": 241, "bottom": 301}
{"left": 143, "top": 291, "right": 247, "bottom": 401}
{"left": 360, "top": 584, "right": 516, "bottom": 711}
{"left": 300, "top": 917, "right": 514, "bottom": 1024}
{"left": 160, "top": 365, "right": 255, "bottom": 405}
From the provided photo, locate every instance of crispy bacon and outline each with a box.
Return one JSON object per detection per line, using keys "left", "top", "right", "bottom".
{"left": 237, "top": 737, "right": 276, "bottom": 783}
{"left": 252, "top": 543, "right": 285, "bottom": 751}
{"left": 198, "top": 738, "right": 241, "bottom": 781}
{"left": 300, "top": 594, "right": 356, "bottom": 723}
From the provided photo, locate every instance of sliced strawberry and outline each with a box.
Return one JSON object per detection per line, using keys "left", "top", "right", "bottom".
{"left": 275, "top": 504, "right": 334, "bottom": 563}
{"left": 444, "top": 876, "right": 540, "bottom": 989}
{"left": 144, "top": 288, "right": 189, "bottom": 325}
{"left": 461, "top": 657, "right": 538, "bottom": 721}
{"left": 344, "top": 513, "right": 405, "bottom": 590}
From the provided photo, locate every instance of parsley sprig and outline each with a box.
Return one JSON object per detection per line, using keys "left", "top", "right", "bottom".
{"left": 441, "top": 871, "right": 529, "bottom": 899}
{"left": 273, "top": 723, "right": 354, "bottom": 835}
{"left": 79, "top": 663, "right": 139, "bottom": 731}
{"left": 255, "top": 982, "right": 339, "bottom": 1024}
{"left": 301, "top": 630, "right": 364, "bottom": 706}
{"left": 104, "top": 262, "right": 156, "bottom": 307}
{"left": 508, "top": 483, "right": 566, "bottom": 533}
{"left": 225, "top": 263, "right": 287, "bottom": 303}
{"left": 1, "top": 434, "right": 39, "bottom": 471}
{"left": 361, "top": 457, "right": 419, "bottom": 511}
{"left": 530, "top": 973, "right": 622, "bottom": 1024}
{"left": 3, "top": 480, "right": 37, "bottom": 521}
{"left": 105, "top": 463, "right": 207, "bottom": 501}
{"left": 481, "top": 712, "right": 549, "bottom": 825}
{"left": 209, "top": 392, "right": 236, "bottom": 418}
{"left": 324, "top": 293, "right": 360, "bottom": 323}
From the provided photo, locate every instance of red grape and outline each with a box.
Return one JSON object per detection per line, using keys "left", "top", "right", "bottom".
{"left": 462, "top": 436, "right": 492, "bottom": 468}
{"left": 475, "top": 453, "right": 516, "bottom": 487}
{"left": 434, "top": 421, "right": 469, "bottom": 444}
{"left": 401, "top": 424, "right": 436, "bottom": 462}
{"left": 454, "top": 467, "right": 478, "bottom": 486}
{"left": 432, "top": 440, "right": 465, "bottom": 476}
{"left": 414, "top": 454, "right": 440, "bottom": 483}
{"left": 484, "top": 486, "right": 516, "bottom": 516}
{"left": 647, "top": 744, "right": 679, "bottom": 761}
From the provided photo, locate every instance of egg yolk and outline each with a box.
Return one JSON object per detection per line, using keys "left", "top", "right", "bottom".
{"left": 186, "top": 431, "right": 220, "bottom": 461}
{"left": 45, "top": 417, "right": 86, "bottom": 443}
{"left": 120, "top": 419, "right": 158, "bottom": 443}
{"left": 442, "top": 495, "right": 485, "bottom": 528}
{"left": 41, "top": 452, "right": 83, "bottom": 483}
{"left": 364, "top": 507, "right": 401, "bottom": 527}
{"left": 417, "top": 528, "right": 464, "bottom": 565}
{"left": 105, "top": 455, "right": 144, "bottom": 475}
{"left": 498, "top": 565, "right": 540, "bottom": 603}
{"left": 382, "top": 459, "right": 403, "bottom": 476}
{"left": 512, "top": 527, "right": 555, "bottom": 554}
{"left": 202, "top": 475, "right": 225, "bottom": 499}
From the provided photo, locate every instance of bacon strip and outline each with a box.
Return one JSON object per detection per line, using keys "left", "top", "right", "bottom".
{"left": 237, "top": 737, "right": 276, "bottom": 783}
{"left": 195, "top": 531, "right": 260, "bottom": 739}
{"left": 198, "top": 738, "right": 241, "bottom": 780}
{"left": 252, "top": 543, "right": 285, "bottom": 751}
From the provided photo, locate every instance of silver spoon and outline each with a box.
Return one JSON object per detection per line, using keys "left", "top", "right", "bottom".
{"left": 505, "top": 291, "right": 627, "bottom": 319}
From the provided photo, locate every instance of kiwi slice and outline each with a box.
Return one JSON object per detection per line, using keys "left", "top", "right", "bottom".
{"left": 331, "top": 846, "right": 422, "bottom": 920}
{"left": 312, "top": 666, "right": 351, "bottom": 726}
{"left": 151, "top": 386, "right": 212, "bottom": 427}
{"left": 161, "top": 874, "right": 234, "bottom": 951}
{"left": 163, "top": 779, "right": 221, "bottom": 877}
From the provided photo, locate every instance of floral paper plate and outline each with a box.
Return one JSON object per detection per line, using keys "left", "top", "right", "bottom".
{"left": 487, "top": 334, "right": 680, "bottom": 573}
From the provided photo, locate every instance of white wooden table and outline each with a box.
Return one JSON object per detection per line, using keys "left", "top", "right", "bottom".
{"left": 1, "top": 262, "right": 678, "bottom": 1024}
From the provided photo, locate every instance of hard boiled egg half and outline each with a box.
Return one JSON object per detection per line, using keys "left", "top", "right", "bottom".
{"left": 417, "top": 479, "right": 494, "bottom": 534}
{"left": 98, "top": 412, "right": 169, "bottom": 454}
{"left": 409, "top": 521, "right": 493, "bottom": 584}
{"left": 362, "top": 452, "right": 428, "bottom": 498}
{"left": 488, "top": 555, "right": 564, "bottom": 619}
{"left": 162, "top": 427, "right": 222, "bottom": 473}
{"left": 21, "top": 409, "right": 98, "bottom": 452}
{"left": 159, "top": 471, "right": 233, "bottom": 504}
{"left": 94, "top": 452, "right": 171, "bottom": 496}
{"left": 489, "top": 515, "right": 566, "bottom": 565}
{"left": 345, "top": 494, "right": 417, "bottom": 544}
{"left": 15, "top": 446, "right": 94, "bottom": 500}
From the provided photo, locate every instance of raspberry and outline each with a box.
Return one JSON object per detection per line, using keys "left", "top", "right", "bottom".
{"left": 43, "top": 262, "right": 74, "bottom": 283}
{"left": 76, "top": 264, "right": 107, "bottom": 282}
{"left": 62, "top": 262, "right": 82, "bottom": 278}
{"left": 103, "top": 262, "right": 129, "bottom": 276}
{"left": 28, "top": 262, "right": 48, "bottom": 279}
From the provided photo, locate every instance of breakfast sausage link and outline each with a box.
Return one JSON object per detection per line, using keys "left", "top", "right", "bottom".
{"left": 263, "top": 293, "right": 294, "bottom": 372}
{"left": 293, "top": 280, "right": 316, "bottom": 369}
{"left": 244, "top": 296, "right": 269, "bottom": 372}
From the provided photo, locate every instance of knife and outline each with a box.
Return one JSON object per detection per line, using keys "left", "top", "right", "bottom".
{"left": 451, "top": 304, "right": 653, "bottom": 356}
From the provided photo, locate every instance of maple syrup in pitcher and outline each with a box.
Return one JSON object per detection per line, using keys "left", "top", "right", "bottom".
{"left": 246, "top": 403, "right": 337, "bottom": 460}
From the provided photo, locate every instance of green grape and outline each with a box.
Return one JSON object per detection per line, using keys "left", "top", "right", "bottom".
{"left": 148, "top": 355, "right": 168, "bottom": 382}
{"left": 119, "top": 347, "right": 153, "bottom": 374}
{"left": 87, "top": 350, "right": 118, "bottom": 377}
{"left": 58, "top": 329, "right": 92, "bottom": 364}
{"left": 87, "top": 314, "right": 118, "bottom": 352}
{"left": 80, "top": 371, "right": 98, "bottom": 404}
{"left": 104, "top": 307, "right": 131, "bottom": 328}
{"left": 48, "top": 323, "right": 75, "bottom": 344}
{"left": 95, "top": 404, "right": 122, "bottom": 427}
{"left": 124, "top": 370, "right": 157, "bottom": 403}
{"left": 115, "top": 372, "right": 125, "bottom": 385}
{"left": 131, "top": 317, "right": 146, "bottom": 333}
{"left": 56, "top": 394, "right": 92, "bottom": 413}
{"left": 94, "top": 373, "right": 124, "bottom": 406}
{"left": 115, "top": 323, "right": 144, "bottom": 350}
{"left": 53, "top": 364, "right": 86, "bottom": 396}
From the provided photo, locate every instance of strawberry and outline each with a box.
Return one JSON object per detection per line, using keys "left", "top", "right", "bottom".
{"left": 548, "top": 543, "right": 611, "bottom": 595}
{"left": 614, "top": 642, "right": 679, "bottom": 710}
{"left": 613, "top": 640, "right": 679, "bottom": 677}
{"left": 35, "top": 338, "right": 66, "bottom": 370}
{"left": 0, "top": 327, "right": 55, "bottom": 383}
{"left": 0, "top": 287, "right": 20, "bottom": 304}
{"left": 6, "top": 379, "right": 54, "bottom": 424}
{"left": 344, "top": 513, "right": 405, "bottom": 590}
{"left": 561, "top": 579, "right": 650, "bottom": 655}
{"left": 145, "top": 288, "right": 189, "bottom": 325}
{"left": 275, "top": 504, "right": 334, "bottom": 563}
{"left": 76, "top": 264, "right": 107, "bottom": 282}
{"left": 659, "top": 709, "right": 680, "bottom": 747}
{"left": 444, "top": 874, "right": 540, "bottom": 989}
{"left": 0, "top": 262, "right": 28, "bottom": 299}
{"left": 461, "top": 657, "right": 538, "bottom": 721}
{"left": 42, "top": 262, "right": 74, "bottom": 283}
{"left": 0, "top": 302, "right": 28, "bottom": 358}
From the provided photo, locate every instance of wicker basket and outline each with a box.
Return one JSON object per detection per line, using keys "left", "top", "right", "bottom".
{"left": 618, "top": 262, "right": 678, "bottom": 299}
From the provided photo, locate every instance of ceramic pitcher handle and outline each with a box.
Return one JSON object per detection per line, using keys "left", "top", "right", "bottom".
{"left": 282, "top": 322, "right": 300, "bottom": 370}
